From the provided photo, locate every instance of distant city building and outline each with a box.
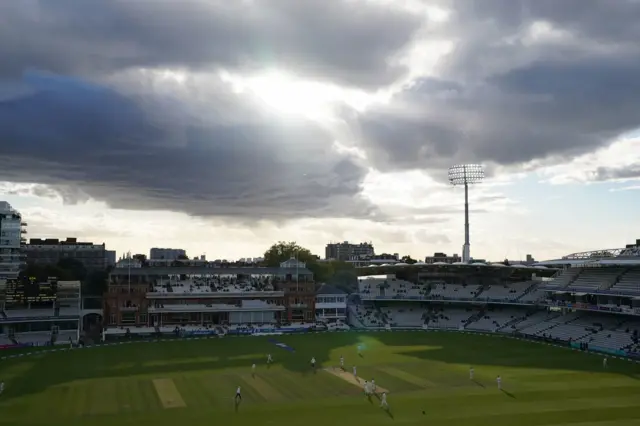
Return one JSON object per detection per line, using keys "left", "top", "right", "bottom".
{"left": 149, "top": 248, "right": 187, "bottom": 260}
{"left": 424, "top": 252, "right": 461, "bottom": 264}
{"left": 325, "top": 241, "right": 375, "bottom": 261}
{"left": 0, "top": 201, "right": 27, "bottom": 280}
{"left": 507, "top": 254, "right": 535, "bottom": 266}
{"left": 25, "top": 237, "right": 107, "bottom": 270}
{"left": 105, "top": 250, "right": 117, "bottom": 267}
{"left": 342, "top": 253, "right": 399, "bottom": 268}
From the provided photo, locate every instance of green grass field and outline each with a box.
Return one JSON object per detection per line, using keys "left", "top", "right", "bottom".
{"left": 1, "top": 331, "right": 640, "bottom": 426}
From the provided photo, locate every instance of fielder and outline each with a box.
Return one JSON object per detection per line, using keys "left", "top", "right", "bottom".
{"left": 311, "top": 357, "right": 316, "bottom": 369}
{"left": 371, "top": 378, "right": 376, "bottom": 393}
{"left": 603, "top": 357, "right": 608, "bottom": 368}
{"left": 469, "top": 366, "right": 474, "bottom": 380}
{"left": 267, "top": 354, "right": 273, "bottom": 364}
{"left": 339, "top": 355, "right": 344, "bottom": 369}
{"left": 0, "top": 381, "right": 4, "bottom": 395}
{"left": 364, "top": 380, "right": 370, "bottom": 396}
{"left": 496, "top": 375, "right": 502, "bottom": 390}
{"left": 352, "top": 366, "right": 357, "bottom": 379}
{"left": 380, "top": 392, "right": 388, "bottom": 409}
{"left": 235, "top": 386, "right": 242, "bottom": 402}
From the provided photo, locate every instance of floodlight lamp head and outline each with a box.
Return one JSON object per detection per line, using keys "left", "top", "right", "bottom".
{"left": 448, "top": 164, "right": 485, "bottom": 186}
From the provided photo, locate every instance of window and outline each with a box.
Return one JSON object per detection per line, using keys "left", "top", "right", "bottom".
{"left": 109, "top": 314, "right": 116, "bottom": 324}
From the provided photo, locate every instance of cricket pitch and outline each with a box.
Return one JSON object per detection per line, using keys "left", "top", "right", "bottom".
{"left": 323, "top": 368, "right": 389, "bottom": 393}
{"left": 152, "top": 378, "right": 187, "bottom": 409}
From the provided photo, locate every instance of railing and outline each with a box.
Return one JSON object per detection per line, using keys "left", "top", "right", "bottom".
{"left": 146, "top": 290, "right": 285, "bottom": 298}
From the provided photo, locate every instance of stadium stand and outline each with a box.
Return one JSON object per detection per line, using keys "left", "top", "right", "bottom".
{"left": 351, "top": 304, "right": 387, "bottom": 327}
{"left": 465, "top": 308, "right": 524, "bottom": 332}
{"left": 518, "top": 285, "right": 547, "bottom": 303}
{"left": 568, "top": 268, "right": 625, "bottom": 292}
{"left": 609, "top": 268, "right": 640, "bottom": 294}
{"left": 357, "top": 275, "right": 427, "bottom": 299}
{"left": 425, "top": 307, "right": 475, "bottom": 329}
{"left": 543, "top": 269, "right": 581, "bottom": 289}
{"left": 428, "top": 283, "right": 482, "bottom": 300}
{"left": 152, "top": 276, "right": 274, "bottom": 294}
{"left": 478, "top": 281, "right": 537, "bottom": 302}
{"left": 382, "top": 305, "right": 427, "bottom": 327}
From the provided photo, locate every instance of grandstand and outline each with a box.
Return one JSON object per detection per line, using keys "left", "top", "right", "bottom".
{"left": 351, "top": 244, "right": 640, "bottom": 357}
{"left": 0, "top": 277, "right": 80, "bottom": 347}
{"left": 103, "top": 258, "right": 317, "bottom": 337}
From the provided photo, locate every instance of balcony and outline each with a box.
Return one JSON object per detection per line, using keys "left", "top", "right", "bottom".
{"left": 146, "top": 290, "right": 285, "bottom": 299}
{"left": 289, "top": 303, "right": 308, "bottom": 309}
{"left": 120, "top": 306, "right": 139, "bottom": 312}
{"left": 21, "top": 222, "right": 28, "bottom": 227}
{"left": 148, "top": 304, "right": 285, "bottom": 313}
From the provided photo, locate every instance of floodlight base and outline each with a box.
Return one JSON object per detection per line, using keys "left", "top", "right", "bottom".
{"left": 462, "top": 244, "right": 470, "bottom": 263}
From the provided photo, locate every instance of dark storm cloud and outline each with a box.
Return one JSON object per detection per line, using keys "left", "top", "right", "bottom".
{"left": 351, "top": 0, "right": 640, "bottom": 176}
{"left": 0, "top": 72, "right": 378, "bottom": 221}
{"left": 0, "top": 0, "right": 422, "bottom": 89}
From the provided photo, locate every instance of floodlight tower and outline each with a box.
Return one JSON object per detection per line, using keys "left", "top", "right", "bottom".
{"left": 448, "top": 164, "right": 484, "bottom": 263}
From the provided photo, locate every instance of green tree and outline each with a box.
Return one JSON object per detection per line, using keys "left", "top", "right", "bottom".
{"left": 177, "top": 253, "right": 189, "bottom": 260}
{"left": 83, "top": 269, "right": 109, "bottom": 295}
{"left": 133, "top": 254, "right": 149, "bottom": 267}
{"left": 401, "top": 255, "right": 417, "bottom": 264}
{"left": 263, "top": 241, "right": 315, "bottom": 267}
{"left": 56, "top": 258, "right": 88, "bottom": 281}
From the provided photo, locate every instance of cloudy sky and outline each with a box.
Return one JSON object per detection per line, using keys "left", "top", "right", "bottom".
{"left": 1, "top": 0, "right": 639, "bottom": 262}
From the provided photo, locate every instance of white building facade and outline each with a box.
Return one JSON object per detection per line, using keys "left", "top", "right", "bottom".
{"left": 315, "top": 284, "right": 347, "bottom": 321}
{"left": 0, "top": 202, "right": 26, "bottom": 280}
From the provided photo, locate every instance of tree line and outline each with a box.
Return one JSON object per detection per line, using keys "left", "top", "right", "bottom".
{"left": 263, "top": 241, "right": 358, "bottom": 293}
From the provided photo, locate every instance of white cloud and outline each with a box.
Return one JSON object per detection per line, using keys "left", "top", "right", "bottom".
{"left": 538, "top": 136, "right": 640, "bottom": 185}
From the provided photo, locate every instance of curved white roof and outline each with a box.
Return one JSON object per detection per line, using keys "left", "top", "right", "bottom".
{"left": 367, "top": 264, "right": 377, "bottom": 267}
{"left": 394, "top": 262, "right": 409, "bottom": 266}
{"left": 490, "top": 263, "right": 508, "bottom": 267}
{"left": 472, "top": 262, "right": 487, "bottom": 266}
{"left": 452, "top": 261, "right": 466, "bottom": 265}
{"left": 432, "top": 262, "right": 448, "bottom": 265}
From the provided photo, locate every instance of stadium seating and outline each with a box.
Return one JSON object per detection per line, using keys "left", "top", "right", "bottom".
{"left": 478, "top": 281, "right": 537, "bottom": 302}
{"left": 428, "top": 284, "right": 482, "bottom": 300}
{"left": 425, "top": 307, "right": 475, "bottom": 329}
{"left": 382, "top": 306, "right": 426, "bottom": 327}
{"left": 152, "top": 276, "right": 274, "bottom": 294}
{"left": 350, "top": 304, "right": 387, "bottom": 327}
{"left": 514, "top": 311, "right": 562, "bottom": 335}
{"left": 357, "top": 276, "right": 426, "bottom": 299}
{"left": 543, "top": 269, "right": 581, "bottom": 289}
{"left": 518, "top": 285, "right": 547, "bottom": 303}
{"left": 568, "top": 268, "right": 625, "bottom": 292}
{"left": 609, "top": 269, "right": 640, "bottom": 294}
{"left": 466, "top": 308, "right": 524, "bottom": 332}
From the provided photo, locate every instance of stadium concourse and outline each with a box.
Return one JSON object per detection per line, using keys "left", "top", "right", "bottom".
{"left": 351, "top": 243, "right": 640, "bottom": 359}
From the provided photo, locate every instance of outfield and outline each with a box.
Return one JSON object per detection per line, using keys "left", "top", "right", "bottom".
{"left": 1, "top": 332, "right": 640, "bottom": 426}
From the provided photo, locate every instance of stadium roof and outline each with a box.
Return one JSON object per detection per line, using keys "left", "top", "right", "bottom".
{"left": 535, "top": 258, "right": 640, "bottom": 267}
{"left": 110, "top": 266, "right": 312, "bottom": 276}
{"left": 316, "top": 284, "right": 346, "bottom": 295}
{"left": 355, "top": 262, "right": 555, "bottom": 273}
